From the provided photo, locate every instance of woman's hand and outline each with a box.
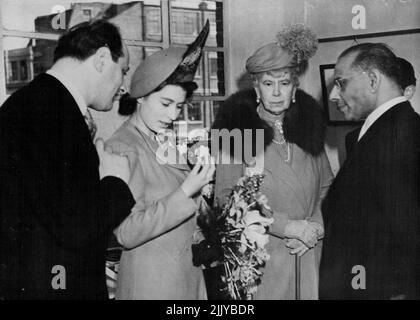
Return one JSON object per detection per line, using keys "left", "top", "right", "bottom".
{"left": 284, "top": 219, "right": 318, "bottom": 248}
{"left": 181, "top": 156, "right": 215, "bottom": 198}
{"left": 286, "top": 239, "right": 310, "bottom": 257}
{"left": 308, "top": 221, "right": 324, "bottom": 240}
{"left": 96, "top": 138, "right": 130, "bottom": 184}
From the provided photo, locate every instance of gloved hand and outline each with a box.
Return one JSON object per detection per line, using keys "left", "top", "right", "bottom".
{"left": 284, "top": 220, "right": 318, "bottom": 248}
{"left": 286, "top": 239, "right": 310, "bottom": 257}
{"left": 308, "top": 221, "right": 324, "bottom": 240}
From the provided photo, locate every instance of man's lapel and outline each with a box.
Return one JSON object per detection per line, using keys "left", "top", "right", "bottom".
{"left": 345, "top": 127, "right": 361, "bottom": 156}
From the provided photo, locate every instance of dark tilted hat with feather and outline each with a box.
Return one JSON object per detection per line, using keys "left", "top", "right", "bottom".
{"left": 130, "top": 20, "right": 210, "bottom": 97}
{"left": 246, "top": 24, "right": 318, "bottom": 76}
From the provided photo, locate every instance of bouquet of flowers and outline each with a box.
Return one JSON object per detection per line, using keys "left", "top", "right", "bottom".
{"left": 178, "top": 128, "right": 273, "bottom": 299}
{"left": 194, "top": 173, "right": 274, "bottom": 300}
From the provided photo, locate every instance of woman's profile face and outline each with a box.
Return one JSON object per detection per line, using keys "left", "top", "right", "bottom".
{"left": 255, "top": 70, "right": 296, "bottom": 116}
{"left": 138, "top": 84, "right": 187, "bottom": 135}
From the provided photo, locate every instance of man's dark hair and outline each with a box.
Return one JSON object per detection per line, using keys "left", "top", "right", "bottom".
{"left": 339, "top": 43, "right": 400, "bottom": 84}
{"left": 397, "top": 57, "right": 416, "bottom": 89}
{"left": 54, "top": 19, "right": 123, "bottom": 63}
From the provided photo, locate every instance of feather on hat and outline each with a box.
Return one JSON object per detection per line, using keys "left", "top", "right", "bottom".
{"left": 130, "top": 20, "right": 210, "bottom": 97}
{"left": 246, "top": 24, "right": 318, "bottom": 75}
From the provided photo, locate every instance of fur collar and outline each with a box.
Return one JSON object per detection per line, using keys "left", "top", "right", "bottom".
{"left": 211, "top": 88, "right": 327, "bottom": 157}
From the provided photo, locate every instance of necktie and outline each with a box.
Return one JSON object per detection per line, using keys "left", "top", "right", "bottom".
{"left": 84, "top": 109, "right": 97, "bottom": 140}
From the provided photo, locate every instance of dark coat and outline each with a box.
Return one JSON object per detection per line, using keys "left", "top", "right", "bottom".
{"left": 319, "top": 101, "right": 420, "bottom": 299}
{"left": 344, "top": 127, "right": 361, "bottom": 157}
{"left": 0, "top": 74, "right": 135, "bottom": 299}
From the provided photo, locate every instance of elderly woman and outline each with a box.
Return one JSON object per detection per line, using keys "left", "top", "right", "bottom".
{"left": 212, "top": 24, "right": 333, "bottom": 300}
{"left": 106, "top": 23, "right": 215, "bottom": 300}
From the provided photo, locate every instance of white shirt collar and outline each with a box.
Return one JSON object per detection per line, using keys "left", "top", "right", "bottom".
{"left": 358, "top": 96, "right": 407, "bottom": 141}
{"left": 46, "top": 69, "right": 88, "bottom": 116}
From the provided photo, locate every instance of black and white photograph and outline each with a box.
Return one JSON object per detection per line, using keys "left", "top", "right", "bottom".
{"left": 0, "top": 0, "right": 419, "bottom": 308}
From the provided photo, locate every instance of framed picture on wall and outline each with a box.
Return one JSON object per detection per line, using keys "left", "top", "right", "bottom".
{"left": 319, "top": 63, "right": 363, "bottom": 125}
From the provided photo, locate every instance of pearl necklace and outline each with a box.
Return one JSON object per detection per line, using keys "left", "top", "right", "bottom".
{"left": 272, "top": 120, "right": 291, "bottom": 162}
{"left": 256, "top": 105, "right": 291, "bottom": 162}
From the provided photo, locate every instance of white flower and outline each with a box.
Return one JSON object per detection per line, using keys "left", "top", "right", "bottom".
{"left": 243, "top": 210, "right": 274, "bottom": 228}
{"left": 256, "top": 194, "right": 271, "bottom": 210}
{"left": 237, "top": 210, "right": 273, "bottom": 252}
{"left": 243, "top": 224, "right": 270, "bottom": 249}
{"left": 194, "top": 145, "right": 210, "bottom": 163}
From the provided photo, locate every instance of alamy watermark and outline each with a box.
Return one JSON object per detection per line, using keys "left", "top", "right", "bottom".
{"left": 155, "top": 127, "right": 265, "bottom": 169}
{"left": 51, "top": 265, "right": 66, "bottom": 290}
{"left": 351, "top": 265, "right": 366, "bottom": 290}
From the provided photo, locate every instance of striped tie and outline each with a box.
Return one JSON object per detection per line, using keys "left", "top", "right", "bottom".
{"left": 84, "top": 109, "right": 97, "bottom": 140}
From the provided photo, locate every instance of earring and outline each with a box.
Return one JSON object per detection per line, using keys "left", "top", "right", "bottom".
{"left": 256, "top": 96, "right": 261, "bottom": 104}
{"left": 292, "top": 96, "right": 296, "bottom": 104}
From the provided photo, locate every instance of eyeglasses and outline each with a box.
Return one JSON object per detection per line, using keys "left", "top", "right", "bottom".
{"left": 334, "top": 71, "right": 366, "bottom": 90}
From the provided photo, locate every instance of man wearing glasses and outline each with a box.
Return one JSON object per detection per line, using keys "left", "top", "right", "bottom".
{"left": 319, "top": 43, "right": 420, "bottom": 299}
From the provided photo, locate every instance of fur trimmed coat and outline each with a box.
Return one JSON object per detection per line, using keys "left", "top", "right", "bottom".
{"left": 212, "top": 88, "right": 327, "bottom": 158}
{"left": 212, "top": 88, "right": 333, "bottom": 300}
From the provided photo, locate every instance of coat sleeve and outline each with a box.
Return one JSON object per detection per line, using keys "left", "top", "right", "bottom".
{"left": 307, "top": 148, "right": 334, "bottom": 227}
{"left": 380, "top": 117, "right": 420, "bottom": 298}
{"left": 16, "top": 115, "right": 135, "bottom": 250}
{"left": 268, "top": 149, "right": 333, "bottom": 239}
{"left": 110, "top": 145, "right": 198, "bottom": 249}
{"left": 99, "top": 176, "right": 136, "bottom": 230}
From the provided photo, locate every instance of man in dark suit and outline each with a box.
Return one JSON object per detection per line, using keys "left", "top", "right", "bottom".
{"left": 0, "top": 20, "right": 135, "bottom": 299}
{"left": 345, "top": 56, "right": 417, "bottom": 158}
{"left": 319, "top": 43, "right": 420, "bottom": 299}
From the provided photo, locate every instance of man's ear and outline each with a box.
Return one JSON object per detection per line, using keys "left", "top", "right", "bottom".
{"left": 93, "top": 46, "right": 111, "bottom": 73}
{"left": 404, "top": 85, "right": 416, "bottom": 100}
{"left": 367, "top": 69, "right": 380, "bottom": 92}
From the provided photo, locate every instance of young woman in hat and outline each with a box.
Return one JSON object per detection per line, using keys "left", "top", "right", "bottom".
{"left": 212, "top": 24, "right": 333, "bottom": 299}
{"left": 105, "top": 23, "right": 214, "bottom": 300}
